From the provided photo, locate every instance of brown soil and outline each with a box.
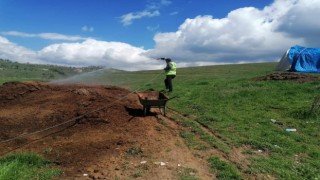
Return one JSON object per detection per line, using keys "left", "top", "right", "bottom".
{"left": 255, "top": 72, "right": 320, "bottom": 83}
{"left": 0, "top": 82, "right": 217, "bottom": 180}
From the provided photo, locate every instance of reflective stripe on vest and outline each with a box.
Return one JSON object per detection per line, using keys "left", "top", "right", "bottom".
{"left": 166, "top": 62, "right": 176, "bottom": 75}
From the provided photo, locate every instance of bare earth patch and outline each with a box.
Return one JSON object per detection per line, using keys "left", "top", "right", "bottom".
{"left": 255, "top": 72, "right": 320, "bottom": 83}
{"left": 0, "top": 82, "right": 218, "bottom": 179}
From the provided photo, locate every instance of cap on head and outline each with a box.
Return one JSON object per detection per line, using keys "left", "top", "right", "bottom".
{"left": 165, "top": 58, "right": 171, "bottom": 62}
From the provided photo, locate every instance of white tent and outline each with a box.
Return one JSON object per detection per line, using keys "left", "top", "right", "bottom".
{"left": 275, "top": 50, "right": 290, "bottom": 71}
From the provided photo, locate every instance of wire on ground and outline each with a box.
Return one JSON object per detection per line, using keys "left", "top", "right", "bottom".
{"left": 0, "top": 71, "right": 164, "bottom": 145}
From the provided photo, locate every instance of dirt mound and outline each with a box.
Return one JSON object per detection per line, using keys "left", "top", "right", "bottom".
{"left": 255, "top": 72, "right": 320, "bottom": 83}
{"left": 0, "top": 82, "right": 214, "bottom": 179}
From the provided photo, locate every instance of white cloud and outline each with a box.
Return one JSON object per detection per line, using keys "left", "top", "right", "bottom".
{"left": 2, "top": 0, "right": 320, "bottom": 71}
{"left": 37, "top": 39, "right": 165, "bottom": 70}
{"left": 121, "top": 10, "right": 160, "bottom": 26}
{"left": 0, "top": 36, "right": 162, "bottom": 70}
{"left": 147, "top": 25, "right": 160, "bottom": 31}
{"left": 275, "top": 0, "right": 320, "bottom": 46}
{"left": 39, "top": 33, "right": 87, "bottom": 41}
{"left": 81, "top": 26, "right": 94, "bottom": 32}
{"left": 120, "top": 0, "right": 172, "bottom": 26}
{"left": 146, "top": 0, "right": 318, "bottom": 64}
{"left": 147, "top": 0, "right": 172, "bottom": 10}
{"left": 37, "top": 39, "right": 150, "bottom": 66}
{"left": 170, "top": 11, "right": 178, "bottom": 16}
{"left": 0, "top": 36, "right": 42, "bottom": 63}
{"left": 2, "top": 31, "right": 87, "bottom": 41}
{"left": 2, "top": 31, "right": 35, "bottom": 38}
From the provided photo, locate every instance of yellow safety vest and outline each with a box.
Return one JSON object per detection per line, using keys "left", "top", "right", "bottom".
{"left": 166, "top": 62, "right": 176, "bottom": 75}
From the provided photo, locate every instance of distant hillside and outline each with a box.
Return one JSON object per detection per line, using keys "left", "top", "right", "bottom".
{"left": 0, "top": 59, "right": 103, "bottom": 84}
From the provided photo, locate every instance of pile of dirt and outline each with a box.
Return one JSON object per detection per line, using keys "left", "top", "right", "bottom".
{"left": 255, "top": 72, "right": 320, "bottom": 83}
{"left": 0, "top": 82, "right": 215, "bottom": 179}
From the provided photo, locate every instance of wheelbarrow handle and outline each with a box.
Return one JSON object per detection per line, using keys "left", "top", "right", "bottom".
{"left": 168, "top": 96, "right": 179, "bottom": 101}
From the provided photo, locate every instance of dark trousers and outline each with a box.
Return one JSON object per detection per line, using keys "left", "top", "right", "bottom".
{"left": 164, "top": 75, "right": 176, "bottom": 92}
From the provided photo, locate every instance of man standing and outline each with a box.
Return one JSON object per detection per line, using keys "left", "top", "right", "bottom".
{"left": 162, "top": 58, "right": 176, "bottom": 92}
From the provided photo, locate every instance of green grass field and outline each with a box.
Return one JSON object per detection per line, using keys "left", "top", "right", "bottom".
{"left": 169, "top": 63, "right": 320, "bottom": 179}
{"left": 1, "top": 62, "right": 320, "bottom": 179}
{"left": 0, "top": 153, "right": 61, "bottom": 180}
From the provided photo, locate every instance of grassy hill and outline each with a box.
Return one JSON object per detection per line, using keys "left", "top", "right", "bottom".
{"left": 1, "top": 61, "right": 320, "bottom": 179}
{"left": 0, "top": 59, "right": 103, "bottom": 84}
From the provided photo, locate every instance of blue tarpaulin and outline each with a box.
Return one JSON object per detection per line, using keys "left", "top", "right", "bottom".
{"left": 288, "top": 45, "right": 320, "bottom": 72}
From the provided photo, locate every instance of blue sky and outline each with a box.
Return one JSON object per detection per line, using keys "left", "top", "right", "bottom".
{"left": 0, "top": 0, "right": 320, "bottom": 70}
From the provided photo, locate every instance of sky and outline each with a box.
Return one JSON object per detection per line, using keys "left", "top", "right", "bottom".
{"left": 0, "top": 0, "right": 320, "bottom": 71}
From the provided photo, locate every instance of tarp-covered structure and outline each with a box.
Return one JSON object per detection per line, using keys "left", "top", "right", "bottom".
{"left": 275, "top": 45, "right": 320, "bottom": 72}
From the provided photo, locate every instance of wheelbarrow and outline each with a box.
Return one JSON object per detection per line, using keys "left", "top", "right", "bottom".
{"left": 136, "top": 91, "right": 176, "bottom": 116}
